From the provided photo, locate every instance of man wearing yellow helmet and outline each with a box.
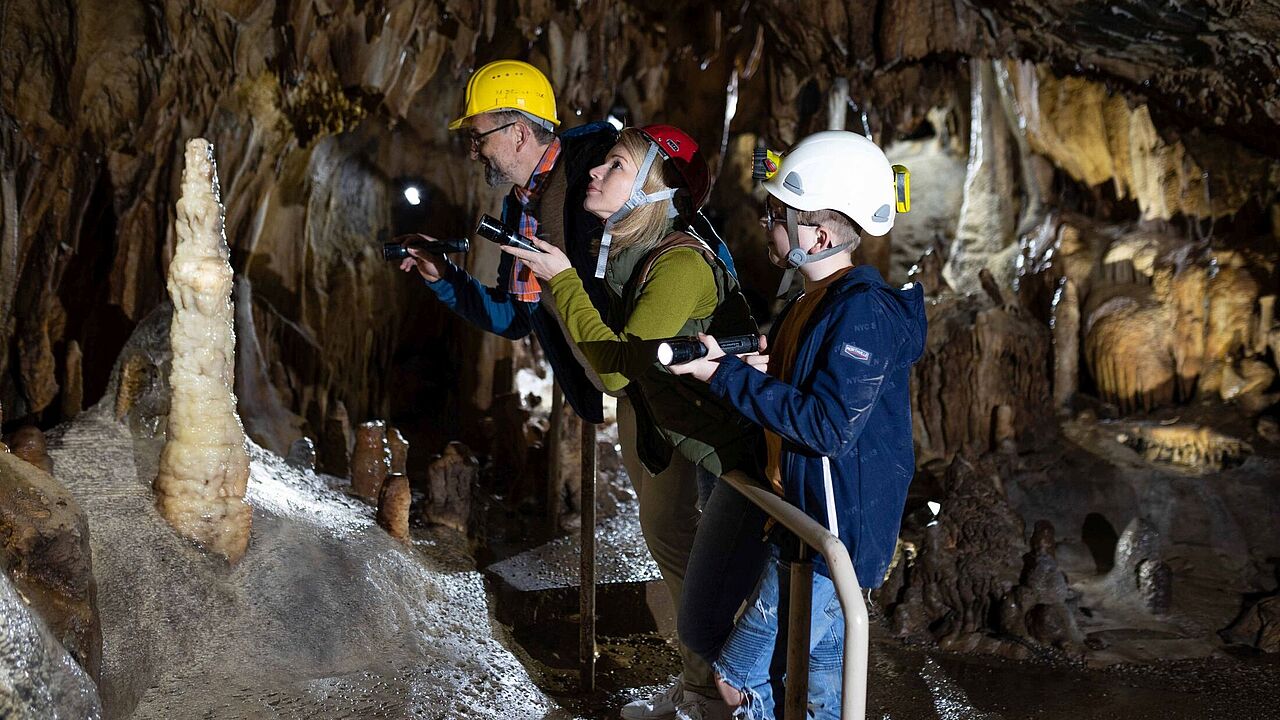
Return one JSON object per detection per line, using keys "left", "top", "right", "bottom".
{"left": 399, "top": 59, "right": 616, "bottom": 424}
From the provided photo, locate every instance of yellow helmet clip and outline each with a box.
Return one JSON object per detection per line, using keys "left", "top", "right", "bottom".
{"left": 892, "top": 164, "right": 910, "bottom": 213}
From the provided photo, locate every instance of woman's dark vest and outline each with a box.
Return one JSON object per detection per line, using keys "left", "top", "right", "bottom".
{"left": 605, "top": 231, "right": 761, "bottom": 477}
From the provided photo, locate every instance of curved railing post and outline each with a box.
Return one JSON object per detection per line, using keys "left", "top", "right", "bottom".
{"left": 720, "top": 471, "right": 868, "bottom": 720}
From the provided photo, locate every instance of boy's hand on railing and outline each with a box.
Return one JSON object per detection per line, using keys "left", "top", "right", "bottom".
{"left": 669, "top": 333, "right": 768, "bottom": 382}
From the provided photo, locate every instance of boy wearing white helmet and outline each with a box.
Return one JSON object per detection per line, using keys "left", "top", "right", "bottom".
{"left": 671, "top": 130, "right": 927, "bottom": 719}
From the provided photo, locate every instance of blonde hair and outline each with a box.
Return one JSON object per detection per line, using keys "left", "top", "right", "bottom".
{"left": 605, "top": 128, "right": 684, "bottom": 255}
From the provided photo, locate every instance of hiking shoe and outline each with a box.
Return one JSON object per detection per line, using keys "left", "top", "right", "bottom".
{"left": 620, "top": 678, "right": 682, "bottom": 719}
{"left": 673, "top": 691, "right": 732, "bottom": 720}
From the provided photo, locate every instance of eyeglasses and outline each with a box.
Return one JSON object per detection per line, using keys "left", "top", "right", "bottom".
{"left": 466, "top": 121, "right": 516, "bottom": 149}
{"left": 759, "top": 204, "right": 817, "bottom": 232}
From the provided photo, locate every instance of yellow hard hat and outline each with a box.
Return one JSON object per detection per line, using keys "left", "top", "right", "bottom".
{"left": 449, "top": 60, "right": 560, "bottom": 131}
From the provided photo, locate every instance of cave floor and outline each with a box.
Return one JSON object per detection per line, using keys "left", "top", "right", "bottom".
{"left": 474, "top": 408, "right": 1280, "bottom": 720}
{"left": 515, "top": 620, "right": 1280, "bottom": 719}
{"left": 475, "top": 497, "right": 1280, "bottom": 720}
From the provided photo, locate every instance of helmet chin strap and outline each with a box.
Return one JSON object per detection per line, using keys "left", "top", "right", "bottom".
{"left": 774, "top": 207, "right": 850, "bottom": 297}
{"left": 594, "top": 143, "right": 679, "bottom": 279}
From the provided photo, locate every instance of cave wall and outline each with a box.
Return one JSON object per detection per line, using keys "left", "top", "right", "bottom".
{"left": 1, "top": 0, "right": 1278, "bottom": 461}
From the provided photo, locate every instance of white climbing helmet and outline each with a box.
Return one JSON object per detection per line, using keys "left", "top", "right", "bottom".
{"left": 761, "top": 130, "right": 900, "bottom": 296}
{"left": 762, "top": 130, "right": 898, "bottom": 237}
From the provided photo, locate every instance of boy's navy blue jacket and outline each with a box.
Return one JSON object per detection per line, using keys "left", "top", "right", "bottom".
{"left": 708, "top": 264, "right": 927, "bottom": 585}
{"left": 422, "top": 122, "right": 616, "bottom": 423}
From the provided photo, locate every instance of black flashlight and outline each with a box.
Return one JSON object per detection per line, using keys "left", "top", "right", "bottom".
{"left": 475, "top": 214, "right": 544, "bottom": 253}
{"left": 383, "top": 235, "right": 469, "bottom": 261}
{"left": 656, "top": 334, "right": 760, "bottom": 366}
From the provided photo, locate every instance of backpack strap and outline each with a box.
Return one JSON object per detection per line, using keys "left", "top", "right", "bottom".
{"left": 634, "top": 231, "right": 719, "bottom": 287}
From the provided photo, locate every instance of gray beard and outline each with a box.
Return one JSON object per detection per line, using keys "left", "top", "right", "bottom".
{"left": 484, "top": 162, "right": 510, "bottom": 188}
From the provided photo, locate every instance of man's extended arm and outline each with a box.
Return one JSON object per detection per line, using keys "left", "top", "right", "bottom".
{"left": 423, "top": 251, "right": 534, "bottom": 340}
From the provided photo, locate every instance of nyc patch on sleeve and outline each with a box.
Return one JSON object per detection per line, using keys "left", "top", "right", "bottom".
{"left": 842, "top": 342, "right": 871, "bottom": 364}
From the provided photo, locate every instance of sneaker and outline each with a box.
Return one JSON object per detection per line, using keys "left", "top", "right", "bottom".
{"left": 620, "top": 678, "right": 683, "bottom": 719}
{"left": 674, "top": 691, "right": 732, "bottom": 720}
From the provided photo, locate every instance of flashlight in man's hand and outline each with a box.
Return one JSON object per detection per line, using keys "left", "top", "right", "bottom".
{"left": 657, "top": 334, "right": 760, "bottom": 366}
{"left": 383, "top": 235, "right": 469, "bottom": 261}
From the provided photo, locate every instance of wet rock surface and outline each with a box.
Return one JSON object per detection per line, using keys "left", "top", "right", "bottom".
{"left": 0, "top": 450, "right": 102, "bottom": 681}
{"left": 43, "top": 402, "right": 553, "bottom": 720}
{"left": 0, "top": 570, "right": 103, "bottom": 719}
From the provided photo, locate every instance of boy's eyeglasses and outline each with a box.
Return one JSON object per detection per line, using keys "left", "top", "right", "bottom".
{"left": 759, "top": 204, "right": 817, "bottom": 232}
{"left": 467, "top": 121, "right": 517, "bottom": 149}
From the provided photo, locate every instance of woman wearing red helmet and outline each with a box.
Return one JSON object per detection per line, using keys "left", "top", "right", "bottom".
{"left": 502, "top": 124, "right": 771, "bottom": 720}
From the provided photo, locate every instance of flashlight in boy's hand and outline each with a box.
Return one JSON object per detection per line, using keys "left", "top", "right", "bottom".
{"left": 383, "top": 235, "right": 469, "bottom": 261}
{"left": 657, "top": 334, "right": 760, "bottom": 366}
{"left": 475, "top": 214, "right": 545, "bottom": 253}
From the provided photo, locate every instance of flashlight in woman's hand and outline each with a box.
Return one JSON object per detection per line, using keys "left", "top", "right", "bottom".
{"left": 475, "top": 214, "right": 544, "bottom": 253}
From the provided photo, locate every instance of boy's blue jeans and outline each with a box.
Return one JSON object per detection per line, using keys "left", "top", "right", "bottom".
{"left": 679, "top": 480, "right": 844, "bottom": 719}
{"left": 715, "top": 549, "right": 844, "bottom": 720}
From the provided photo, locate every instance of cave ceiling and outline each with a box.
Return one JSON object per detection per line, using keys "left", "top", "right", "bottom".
{"left": 1, "top": 0, "right": 1278, "bottom": 430}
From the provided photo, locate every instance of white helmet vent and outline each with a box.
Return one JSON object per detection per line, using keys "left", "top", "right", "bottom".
{"left": 872, "top": 203, "right": 891, "bottom": 222}
{"left": 783, "top": 171, "right": 804, "bottom": 195}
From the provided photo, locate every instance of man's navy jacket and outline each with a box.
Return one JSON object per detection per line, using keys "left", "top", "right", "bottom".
{"left": 423, "top": 122, "right": 616, "bottom": 423}
{"left": 709, "top": 264, "right": 927, "bottom": 585}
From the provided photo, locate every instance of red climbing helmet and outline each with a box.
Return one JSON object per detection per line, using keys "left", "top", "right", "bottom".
{"left": 635, "top": 124, "right": 712, "bottom": 216}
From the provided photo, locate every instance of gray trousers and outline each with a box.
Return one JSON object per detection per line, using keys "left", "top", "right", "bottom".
{"left": 616, "top": 395, "right": 717, "bottom": 698}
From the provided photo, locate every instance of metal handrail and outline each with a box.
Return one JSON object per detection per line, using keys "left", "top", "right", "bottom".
{"left": 720, "top": 470, "right": 868, "bottom": 720}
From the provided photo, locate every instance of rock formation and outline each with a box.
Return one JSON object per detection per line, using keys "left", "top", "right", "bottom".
{"left": 8, "top": 425, "right": 53, "bottom": 474}
{"left": 0, "top": 450, "right": 101, "bottom": 679}
{"left": 318, "top": 401, "right": 352, "bottom": 478}
{"left": 911, "top": 293, "right": 1052, "bottom": 464}
{"left": 286, "top": 436, "right": 317, "bottom": 471}
{"left": 152, "top": 139, "right": 252, "bottom": 564}
{"left": 351, "top": 420, "right": 391, "bottom": 504}
{"left": 880, "top": 458, "right": 1088, "bottom": 658}
{"left": 387, "top": 426, "right": 409, "bottom": 475}
{"left": 425, "top": 442, "right": 478, "bottom": 534}
{"left": 0, "top": 572, "right": 102, "bottom": 718}
{"left": 377, "top": 474, "right": 411, "bottom": 542}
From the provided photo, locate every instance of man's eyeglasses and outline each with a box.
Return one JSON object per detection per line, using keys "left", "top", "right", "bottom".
{"left": 466, "top": 121, "right": 517, "bottom": 149}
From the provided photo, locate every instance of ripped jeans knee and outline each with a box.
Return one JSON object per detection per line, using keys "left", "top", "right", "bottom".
{"left": 713, "top": 553, "right": 846, "bottom": 720}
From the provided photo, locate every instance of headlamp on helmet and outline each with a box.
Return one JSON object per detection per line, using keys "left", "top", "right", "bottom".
{"left": 751, "top": 148, "right": 783, "bottom": 182}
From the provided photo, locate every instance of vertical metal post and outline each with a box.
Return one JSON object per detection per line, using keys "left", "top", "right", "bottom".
{"left": 578, "top": 419, "right": 597, "bottom": 691}
{"left": 784, "top": 548, "right": 813, "bottom": 720}
{"left": 546, "top": 387, "right": 564, "bottom": 535}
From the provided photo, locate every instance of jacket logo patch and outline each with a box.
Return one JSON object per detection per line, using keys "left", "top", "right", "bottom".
{"left": 842, "top": 343, "right": 871, "bottom": 364}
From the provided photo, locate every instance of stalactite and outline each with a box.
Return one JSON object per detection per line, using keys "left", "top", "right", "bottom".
{"left": 946, "top": 59, "right": 1020, "bottom": 293}
{"left": 1052, "top": 278, "right": 1079, "bottom": 411}
{"left": 62, "top": 340, "right": 83, "bottom": 420}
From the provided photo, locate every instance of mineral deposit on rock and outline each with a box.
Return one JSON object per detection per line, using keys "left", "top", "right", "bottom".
{"left": 152, "top": 139, "right": 252, "bottom": 563}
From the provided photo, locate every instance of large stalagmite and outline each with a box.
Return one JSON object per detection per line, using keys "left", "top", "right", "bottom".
{"left": 153, "top": 139, "right": 252, "bottom": 563}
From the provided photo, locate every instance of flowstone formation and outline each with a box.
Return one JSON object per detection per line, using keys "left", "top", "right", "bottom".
{"left": 152, "top": 139, "right": 252, "bottom": 563}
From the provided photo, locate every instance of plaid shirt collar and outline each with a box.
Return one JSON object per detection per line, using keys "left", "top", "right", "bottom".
{"left": 513, "top": 138, "right": 562, "bottom": 205}
{"left": 506, "top": 138, "right": 562, "bottom": 302}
